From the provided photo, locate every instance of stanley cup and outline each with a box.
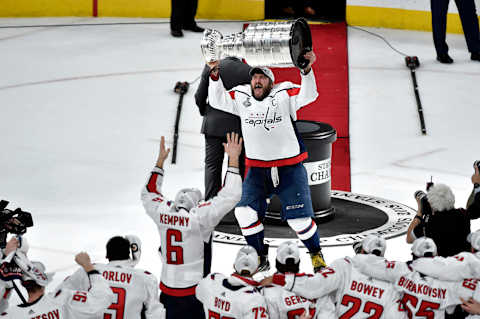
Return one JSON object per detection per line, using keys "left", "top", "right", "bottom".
{"left": 200, "top": 18, "right": 312, "bottom": 69}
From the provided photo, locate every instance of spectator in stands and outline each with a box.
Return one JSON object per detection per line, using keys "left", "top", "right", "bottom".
{"left": 195, "top": 57, "right": 251, "bottom": 201}
{"left": 1, "top": 252, "right": 114, "bottom": 318}
{"left": 430, "top": 0, "right": 480, "bottom": 63}
{"left": 170, "top": 0, "right": 204, "bottom": 37}
{"left": 406, "top": 166, "right": 480, "bottom": 257}
{"left": 56, "top": 235, "right": 165, "bottom": 318}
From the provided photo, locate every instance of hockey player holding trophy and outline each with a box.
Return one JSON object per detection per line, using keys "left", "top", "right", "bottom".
{"left": 200, "top": 19, "right": 326, "bottom": 272}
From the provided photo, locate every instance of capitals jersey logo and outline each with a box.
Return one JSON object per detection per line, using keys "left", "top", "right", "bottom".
{"left": 244, "top": 109, "right": 282, "bottom": 131}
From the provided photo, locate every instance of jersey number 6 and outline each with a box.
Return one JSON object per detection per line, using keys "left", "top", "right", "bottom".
{"left": 166, "top": 229, "right": 184, "bottom": 265}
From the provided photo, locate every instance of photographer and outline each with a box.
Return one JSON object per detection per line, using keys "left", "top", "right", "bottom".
{"left": 406, "top": 164, "right": 480, "bottom": 257}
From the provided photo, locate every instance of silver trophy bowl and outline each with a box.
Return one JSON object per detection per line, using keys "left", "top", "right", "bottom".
{"left": 201, "top": 18, "right": 312, "bottom": 68}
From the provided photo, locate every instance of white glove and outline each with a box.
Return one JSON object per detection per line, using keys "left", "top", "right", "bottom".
{"left": 124, "top": 235, "right": 142, "bottom": 267}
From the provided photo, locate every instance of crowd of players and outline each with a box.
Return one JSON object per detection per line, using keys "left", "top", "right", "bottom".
{"left": 1, "top": 54, "right": 480, "bottom": 318}
{"left": 0, "top": 132, "right": 478, "bottom": 318}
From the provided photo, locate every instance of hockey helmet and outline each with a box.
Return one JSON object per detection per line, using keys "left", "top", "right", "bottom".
{"left": 174, "top": 188, "right": 203, "bottom": 211}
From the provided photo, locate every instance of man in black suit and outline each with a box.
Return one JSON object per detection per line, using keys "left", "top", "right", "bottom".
{"left": 431, "top": 0, "right": 480, "bottom": 63}
{"left": 170, "top": 0, "right": 204, "bottom": 37}
{"left": 195, "top": 57, "right": 251, "bottom": 200}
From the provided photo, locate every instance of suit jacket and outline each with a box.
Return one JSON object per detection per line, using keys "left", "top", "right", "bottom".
{"left": 195, "top": 57, "right": 251, "bottom": 137}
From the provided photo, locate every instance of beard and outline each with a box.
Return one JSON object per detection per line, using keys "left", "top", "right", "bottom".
{"left": 251, "top": 83, "right": 272, "bottom": 101}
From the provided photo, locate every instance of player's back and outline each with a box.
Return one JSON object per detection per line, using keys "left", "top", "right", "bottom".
{"left": 57, "top": 261, "right": 158, "bottom": 319}
{"left": 95, "top": 262, "right": 159, "bottom": 319}
{"left": 197, "top": 273, "right": 268, "bottom": 319}
{"left": 335, "top": 258, "right": 404, "bottom": 318}
{"left": 394, "top": 270, "right": 477, "bottom": 319}
{"left": 2, "top": 293, "right": 67, "bottom": 319}
{"left": 3, "top": 287, "right": 110, "bottom": 319}
{"left": 263, "top": 284, "right": 316, "bottom": 319}
{"left": 156, "top": 207, "right": 208, "bottom": 290}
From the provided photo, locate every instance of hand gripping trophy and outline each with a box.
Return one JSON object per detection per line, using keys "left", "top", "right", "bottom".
{"left": 200, "top": 18, "right": 313, "bottom": 68}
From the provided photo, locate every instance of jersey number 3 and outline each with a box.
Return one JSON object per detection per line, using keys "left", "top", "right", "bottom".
{"left": 104, "top": 287, "right": 127, "bottom": 319}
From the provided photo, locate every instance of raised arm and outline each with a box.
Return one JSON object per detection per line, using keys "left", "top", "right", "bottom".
{"left": 352, "top": 254, "right": 409, "bottom": 283}
{"left": 288, "top": 51, "right": 319, "bottom": 118}
{"left": 196, "top": 132, "right": 242, "bottom": 238}
{"left": 207, "top": 61, "right": 239, "bottom": 115}
{"left": 141, "top": 136, "right": 174, "bottom": 221}
{"left": 64, "top": 252, "right": 115, "bottom": 315}
{"left": 262, "top": 259, "right": 347, "bottom": 300}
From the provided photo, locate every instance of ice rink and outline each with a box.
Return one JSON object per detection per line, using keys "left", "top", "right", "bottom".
{"left": 0, "top": 18, "right": 479, "bottom": 296}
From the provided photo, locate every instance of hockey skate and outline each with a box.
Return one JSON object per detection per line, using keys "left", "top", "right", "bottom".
{"left": 310, "top": 250, "right": 327, "bottom": 273}
{"left": 257, "top": 244, "right": 270, "bottom": 272}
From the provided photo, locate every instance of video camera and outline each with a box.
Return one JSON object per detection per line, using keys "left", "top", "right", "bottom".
{"left": 414, "top": 177, "right": 434, "bottom": 217}
{"left": 0, "top": 200, "right": 33, "bottom": 249}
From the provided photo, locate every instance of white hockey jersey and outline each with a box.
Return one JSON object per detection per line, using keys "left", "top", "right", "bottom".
{"left": 353, "top": 254, "right": 480, "bottom": 319}
{"left": 275, "top": 256, "right": 405, "bottom": 318}
{"left": 208, "top": 71, "right": 318, "bottom": 167}
{"left": 410, "top": 251, "right": 480, "bottom": 281}
{"left": 410, "top": 252, "right": 480, "bottom": 319}
{"left": 196, "top": 273, "right": 269, "bottom": 319}
{"left": 1, "top": 273, "right": 114, "bottom": 319}
{"left": 141, "top": 166, "right": 242, "bottom": 296}
{"left": 55, "top": 260, "right": 164, "bottom": 319}
{"left": 262, "top": 282, "right": 335, "bottom": 319}
{"left": 0, "top": 281, "right": 12, "bottom": 314}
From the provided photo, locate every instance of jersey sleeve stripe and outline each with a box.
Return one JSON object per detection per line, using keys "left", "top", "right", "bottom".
{"left": 287, "top": 87, "right": 301, "bottom": 96}
{"left": 146, "top": 173, "right": 161, "bottom": 194}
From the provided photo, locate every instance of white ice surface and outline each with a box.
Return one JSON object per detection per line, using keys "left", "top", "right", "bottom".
{"left": 0, "top": 18, "right": 479, "bottom": 299}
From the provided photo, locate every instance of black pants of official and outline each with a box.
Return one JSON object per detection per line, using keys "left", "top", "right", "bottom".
{"left": 205, "top": 135, "right": 246, "bottom": 201}
{"left": 170, "top": 0, "right": 198, "bottom": 32}
{"left": 431, "top": 0, "right": 480, "bottom": 55}
{"left": 160, "top": 292, "right": 205, "bottom": 319}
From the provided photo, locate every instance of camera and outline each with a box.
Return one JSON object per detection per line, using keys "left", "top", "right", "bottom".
{"left": 414, "top": 189, "right": 433, "bottom": 217}
{"left": 0, "top": 200, "right": 33, "bottom": 249}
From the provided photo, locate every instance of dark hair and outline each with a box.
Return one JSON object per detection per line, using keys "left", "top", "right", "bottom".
{"left": 106, "top": 236, "right": 130, "bottom": 261}
{"left": 21, "top": 280, "right": 43, "bottom": 293}
{"left": 371, "top": 249, "right": 382, "bottom": 257}
{"left": 239, "top": 270, "right": 252, "bottom": 276}
{"left": 276, "top": 258, "right": 300, "bottom": 274}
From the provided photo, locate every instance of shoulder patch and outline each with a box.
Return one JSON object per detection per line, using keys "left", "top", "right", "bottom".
{"left": 55, "top": 290, "right": 62, "bottom": 297}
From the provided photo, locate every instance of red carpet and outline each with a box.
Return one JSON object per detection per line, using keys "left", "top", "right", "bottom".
{"left": 271, "top": 22, "right": 350, "bottom": 191}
